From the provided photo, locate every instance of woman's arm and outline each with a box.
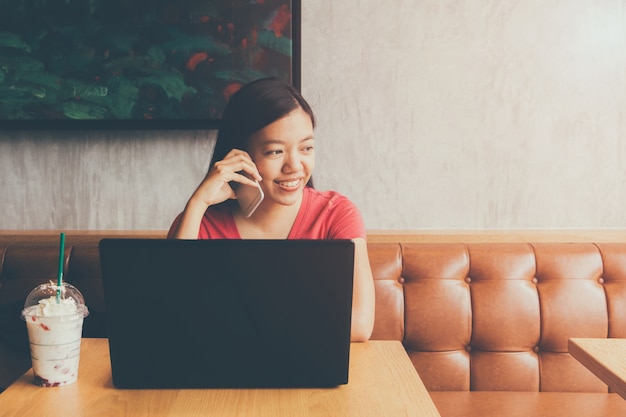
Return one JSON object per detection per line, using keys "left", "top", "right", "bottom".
{"left": 169, "top": 196, "right": 211, "bottom": 239}
{"left": 169, "top": 149, "right": 261, "bottom": 239}
{"left": 350, "top": 237, "right": 376, "bottom": 342}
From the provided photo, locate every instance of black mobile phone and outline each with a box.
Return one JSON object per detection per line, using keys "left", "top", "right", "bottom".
{"left": 232, "top": 178, "right": 264, "bottom": 218}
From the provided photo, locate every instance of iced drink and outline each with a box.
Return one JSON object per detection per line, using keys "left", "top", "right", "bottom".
{"left": 21, "top": 283, "right": 89, "bottom": 387}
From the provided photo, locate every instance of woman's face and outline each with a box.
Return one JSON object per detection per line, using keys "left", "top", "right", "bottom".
{"left": 247, "top": 107, "right": 315, "bottom": 208}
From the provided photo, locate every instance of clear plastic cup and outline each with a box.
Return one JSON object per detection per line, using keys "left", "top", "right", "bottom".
{"left": 21, "top": 282, "right": 89, "bottom": 387}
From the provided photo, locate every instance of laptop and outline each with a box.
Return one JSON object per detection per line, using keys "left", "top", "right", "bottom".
{"left": 98, "top": 238, "right": 355, "bottom": 389}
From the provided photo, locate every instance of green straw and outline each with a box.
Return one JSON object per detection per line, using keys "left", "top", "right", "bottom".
{"left": 56, "top": 232, "right": 65, "bottom": 303}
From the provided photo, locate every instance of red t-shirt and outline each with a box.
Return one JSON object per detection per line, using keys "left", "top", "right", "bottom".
{"left": 168, "top": 187, "right": 366, "bottom": 240}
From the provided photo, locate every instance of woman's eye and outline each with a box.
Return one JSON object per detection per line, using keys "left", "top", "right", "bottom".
{"left": 302, "top": 146, "right": 314, "bottom": 152}
{"left": 265, "top": 149, "right": 283, "bottom": 156}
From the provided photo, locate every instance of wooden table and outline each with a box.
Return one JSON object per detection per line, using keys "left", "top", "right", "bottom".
{"left": 0, "top": 338, "right": 440, "bottom": 417}
{"left": 569, "top": 338, "right": 626, "bottom": 400}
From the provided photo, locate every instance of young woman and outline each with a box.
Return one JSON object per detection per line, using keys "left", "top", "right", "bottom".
{"left": 168, "top": 78, "right": 375, "bottom": 341}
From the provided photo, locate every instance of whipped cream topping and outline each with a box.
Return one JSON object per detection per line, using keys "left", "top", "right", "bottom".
{"left": 34, "top": 296, "right": 79, "bottom": 317}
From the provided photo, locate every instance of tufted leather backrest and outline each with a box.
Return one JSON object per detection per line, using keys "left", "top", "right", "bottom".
{"left": 1, "top": 240, "right": 625, "bottom": 392}
{"left": 369, "top": 242, "right": 626, "bottom": 392}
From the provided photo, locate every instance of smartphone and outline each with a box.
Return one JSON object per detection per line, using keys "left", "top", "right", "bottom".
{"left": 232, "top": 177, "right": 264, "bottom": 218}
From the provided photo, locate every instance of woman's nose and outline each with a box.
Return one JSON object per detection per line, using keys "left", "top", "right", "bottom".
{"left": 283, "top": 151, "right": 303, "bottom": 171}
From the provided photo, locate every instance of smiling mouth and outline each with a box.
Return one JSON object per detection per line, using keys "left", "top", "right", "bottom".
{"left": 275, "top": 179, "right": 301, "bottom": 189}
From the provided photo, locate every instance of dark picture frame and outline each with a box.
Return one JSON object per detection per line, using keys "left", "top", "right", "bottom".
{"left": 0, "top": 0, "right": 301, "bottom": 130}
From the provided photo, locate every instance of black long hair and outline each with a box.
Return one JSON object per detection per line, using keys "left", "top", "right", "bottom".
{"left": 209, "top": 78, "right": 316, "bottom": 187}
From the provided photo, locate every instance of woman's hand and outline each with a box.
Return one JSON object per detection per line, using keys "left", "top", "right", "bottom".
{"left": 191, "top": 149, "right": 262, "bottom": 208}
{"left": 170, "top": 149, "right": 262, "bottom": 239}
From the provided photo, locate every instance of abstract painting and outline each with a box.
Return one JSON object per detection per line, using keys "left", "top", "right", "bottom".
{"left": 0, "top": 0, "right": 300, "bottom": 129}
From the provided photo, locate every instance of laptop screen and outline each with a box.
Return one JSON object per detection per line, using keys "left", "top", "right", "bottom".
{"left": 99, "top": 239, "right": 355, "bottom": 388}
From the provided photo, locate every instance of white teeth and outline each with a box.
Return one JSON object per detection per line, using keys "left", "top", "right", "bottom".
{"left": 278, "top": 180, "right": 300, "bottom": 187}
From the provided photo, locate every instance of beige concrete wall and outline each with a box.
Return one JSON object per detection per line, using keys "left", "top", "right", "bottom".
{"left": 1, "top": 0, "right": 625, "bottom": 230}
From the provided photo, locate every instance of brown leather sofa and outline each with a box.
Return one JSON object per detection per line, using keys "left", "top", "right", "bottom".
{"left": 369, "top": 241, "right": 626, "bottom": 416}
{"left": 1, "top": 231, "right": 626, "bottom": 416}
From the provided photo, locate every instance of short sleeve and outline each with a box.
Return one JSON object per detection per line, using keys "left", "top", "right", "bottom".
{"left": 325, "top": 195, "right": 366, "bottom": 239}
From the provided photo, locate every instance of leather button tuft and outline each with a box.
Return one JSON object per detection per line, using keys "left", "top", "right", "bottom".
{"left": 398, "top": 277, "right": 405, "bottom": 284}
{"left": 533, "top": 346, "right": 540, "bottom": 353}
{"left": 598, "top": 277, "right": 605, "bottom": 284}
{"left": 532, "top": 277, "right": 538, "bottom": 284}
{"left": 464, "top": 277, "right": 472, "bottom": 284}
{"left": 465, "top": 345, "right": 472, "bottom": 352}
